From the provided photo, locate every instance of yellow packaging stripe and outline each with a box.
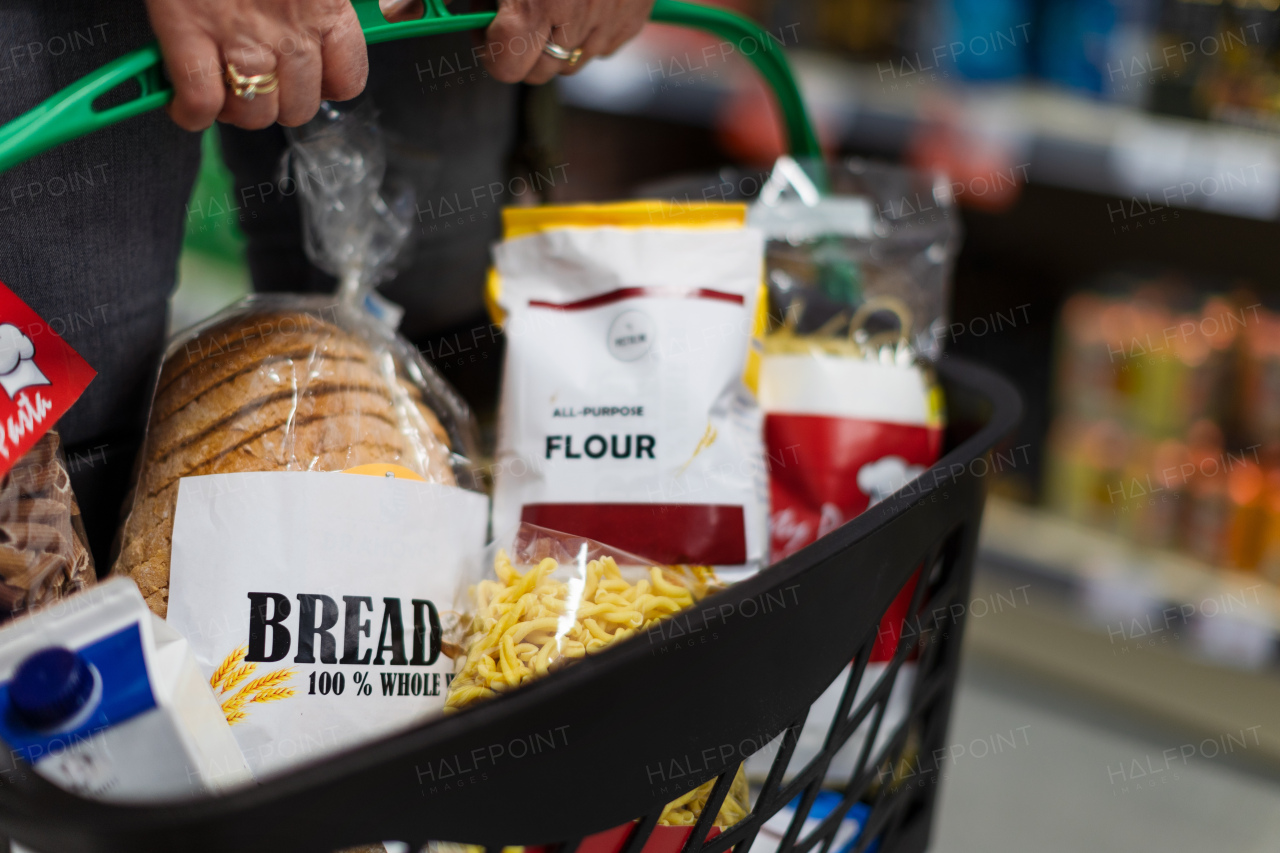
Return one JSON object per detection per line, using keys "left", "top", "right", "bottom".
{"left": 500, "top": 200, "right": 747, "bottom": 238}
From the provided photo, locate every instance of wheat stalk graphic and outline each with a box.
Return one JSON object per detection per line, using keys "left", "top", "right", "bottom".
{"left": 211, "top": 646, "right": 296, "bottom": 725}
{"left": 209, "top": 646, "right": 245, "bottom": 691}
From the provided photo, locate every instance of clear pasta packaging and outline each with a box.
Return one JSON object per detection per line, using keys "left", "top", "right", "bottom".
{"left": 0, "top": 430, "right": 95, "bottom": 622}
{"left": 446, "top": 523, "right": 750, "bottom": 838}
{"left": 0, "top": 280, "right": 99, "bottom": 622}
{"left": 749, "top": 157, "right": 951, "bottom": 575}
{"left": 748, "top": 156, "right": 959, "bottom": 360}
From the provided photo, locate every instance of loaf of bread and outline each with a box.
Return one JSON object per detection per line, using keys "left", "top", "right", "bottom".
{"left": 0, "top": 431, "right": 95, "bottom": 620}
{"left": 113, "top": 306, "right": 461, "bottom": 617}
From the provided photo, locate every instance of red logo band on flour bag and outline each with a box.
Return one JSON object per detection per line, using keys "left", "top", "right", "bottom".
{"left": 489, "top": 202, "right": 769, "bottom": 579}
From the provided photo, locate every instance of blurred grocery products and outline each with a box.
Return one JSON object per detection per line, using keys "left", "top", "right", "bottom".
{"left": 1045, "top": 282, "right": 1280, "bottom": 581}
{"left": 758, "top": 0, "right": 1280, "bottom": 119}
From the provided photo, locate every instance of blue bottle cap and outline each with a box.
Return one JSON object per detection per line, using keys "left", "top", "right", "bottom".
{"left": 10, "top": 647, "right": 95, "bottom": 729}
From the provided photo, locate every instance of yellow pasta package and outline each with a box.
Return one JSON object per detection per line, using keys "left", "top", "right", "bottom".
{"left": 447, "top": 524, "right": 749, "bottom": 836}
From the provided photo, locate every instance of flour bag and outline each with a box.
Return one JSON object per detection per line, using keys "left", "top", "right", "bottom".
{"left": 489, "top": 202, "right": 768, "bottom": 578}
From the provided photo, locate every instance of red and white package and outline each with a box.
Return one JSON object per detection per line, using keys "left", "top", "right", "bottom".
{"left": 746, "top": 349, "right": 942, "bottom": 787}
{"left": 0, "top": 281, "right": 96, "bottom": 475}
{"left": 761, "top": 350, "right": 944, "bottom": 560}
{"left": 761, "top": 346, "right": 943, "bottom": 665}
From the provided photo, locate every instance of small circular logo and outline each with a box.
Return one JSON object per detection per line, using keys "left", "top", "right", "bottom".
{"left": 607, "top": 310, "right": 655, "bottom": 361}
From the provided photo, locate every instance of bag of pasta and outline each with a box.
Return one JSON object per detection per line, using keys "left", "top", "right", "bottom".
{"left": 750, "top": 157, "right": 952, "bottom": 563}
{"left": 0, "top": 431, "right": 95, "bottom": 621}
{"left": 446, "top": 524, "right": 749, "bottom": 838}
{"left": 0, "top": 279, "right": 98, "bottom": 621}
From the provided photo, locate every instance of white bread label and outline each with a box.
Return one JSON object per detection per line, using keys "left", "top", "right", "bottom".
{"left": 167, "top": 471, "right": 488, "bottom": 779}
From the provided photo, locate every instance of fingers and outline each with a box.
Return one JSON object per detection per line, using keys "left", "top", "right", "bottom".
{"left": 160, "top": 33, "right": 225, "bottom": 131}
{"left": 479, "top": 0, "right": 652, "bottom": 84}
{"left": 275, "top": 40, "right": 323, "bottom": 127}
{"left": 380, "top": 0, "right": 426, "bottom": 22}
{"left": 523, "top": 29, "right": 566, "bottom": 85}
{"left": 320, "top": 7, "right": 369, "bottom": 101}
{"left": 146, "top": 0, "right": 370, "bottom": 131}
{"left": 218, "top": 46, "right": 280, "bottom": 130}
{"left": 480, "top": 0, "right": 550, "bottom": 83}
{"left": 560, "top": 26, "right": 603, "bottom": 76}
{"left": 523, "top": 19, "right": 592, "bottom": 85}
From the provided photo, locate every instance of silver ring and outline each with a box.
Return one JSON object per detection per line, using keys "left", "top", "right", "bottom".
{"left": 542, "top": 41, "right": 573, "bottom": 61}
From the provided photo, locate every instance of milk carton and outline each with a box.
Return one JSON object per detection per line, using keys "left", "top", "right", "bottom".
{"left": 0, "top": 578, "right": 251, "bottom": 804}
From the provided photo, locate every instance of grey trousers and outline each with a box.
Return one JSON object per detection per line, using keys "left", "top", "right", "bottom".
{"left": 0, "top": 0, "right": 201, "bottom": 446}
{"left": 0, "top": 0, "right": 201, "bottom": 565}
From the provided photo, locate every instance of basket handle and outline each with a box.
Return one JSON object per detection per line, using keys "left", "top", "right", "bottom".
{"left": 0, "top": 0, "right": 820, "bottom": 175}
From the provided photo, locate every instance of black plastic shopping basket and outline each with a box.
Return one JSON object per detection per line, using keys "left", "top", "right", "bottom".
{"left": 0, "top": 3, "right": 1022, "bottom": 851}
{"left": 0, "top": 357, "right": 1020, "bottom": 853}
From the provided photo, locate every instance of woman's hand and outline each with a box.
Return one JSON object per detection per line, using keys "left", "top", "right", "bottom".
{"left": 479, "top": 0, "right": 655, "bottom": 84}
{"left": 144, "top": 0, "right": 368, "bottom": 131}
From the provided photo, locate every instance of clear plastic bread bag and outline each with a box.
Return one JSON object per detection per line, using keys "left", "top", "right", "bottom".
{"left": 0, "top": 430, "right": 94, "bottom": 621}
{"left": 446, "top": 523, "right": 749, "bottom": 828}
{"left": 111, "top": 102, "right": 480, "bottom": 617}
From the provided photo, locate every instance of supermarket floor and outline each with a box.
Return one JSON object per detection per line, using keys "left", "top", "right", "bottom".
{"left": 935, "top": 565, "right": 1280, "bottom": 853}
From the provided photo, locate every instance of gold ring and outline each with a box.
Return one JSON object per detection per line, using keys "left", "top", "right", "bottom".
{"left": 567, "top": 48, "right": 584, "bottom": 67}
{"left": 224, "top": 62, "right": 279, "bottom": 101}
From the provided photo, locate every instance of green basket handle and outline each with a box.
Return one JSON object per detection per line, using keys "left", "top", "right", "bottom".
{"left": 0, "top": 0, "right": 820, "bottom": 176}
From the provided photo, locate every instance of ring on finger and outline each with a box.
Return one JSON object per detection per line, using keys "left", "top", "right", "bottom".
{"left": 542, "top": 40, "right": 572, "bottom": 60}
{"left": 225, "top": 62, "right": 279, "bottom": 101}
{"left": 542, "top": 40, "right": 583, "bottom": 66}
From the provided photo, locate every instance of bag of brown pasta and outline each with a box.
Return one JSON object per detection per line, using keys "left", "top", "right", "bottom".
{"left": 446, "top": 524, "right": 749, "bottom": 847}
{"left": 0, "top": 430, "right": 94, "bottom": 621}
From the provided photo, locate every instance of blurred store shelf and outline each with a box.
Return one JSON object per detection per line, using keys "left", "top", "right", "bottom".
{"left": 560, "top": 43, "right": 1280, "bottom": 220}
{"left": 973, "top": 496, "right": 1280, "bottom": 766}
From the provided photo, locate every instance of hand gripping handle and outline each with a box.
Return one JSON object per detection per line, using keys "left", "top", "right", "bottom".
{"left": 0, "top": 0, "right": 820, "bottom": 174}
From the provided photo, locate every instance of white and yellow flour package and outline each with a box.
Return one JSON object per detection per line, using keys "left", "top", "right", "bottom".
{"left": 489, "top": 202, "right": 769, "bottom": 579}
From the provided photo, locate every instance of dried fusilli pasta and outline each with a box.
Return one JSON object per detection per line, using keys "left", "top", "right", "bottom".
{"left": 447, "top": 545, "right": 748, "bottom": 828}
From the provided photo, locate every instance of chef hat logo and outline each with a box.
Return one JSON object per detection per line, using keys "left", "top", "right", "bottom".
{"left": 0, "top": 323, "right": 49, "bottom": 400}
{"left": 857, "top": 455, "right": 925, "bottom": 508}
